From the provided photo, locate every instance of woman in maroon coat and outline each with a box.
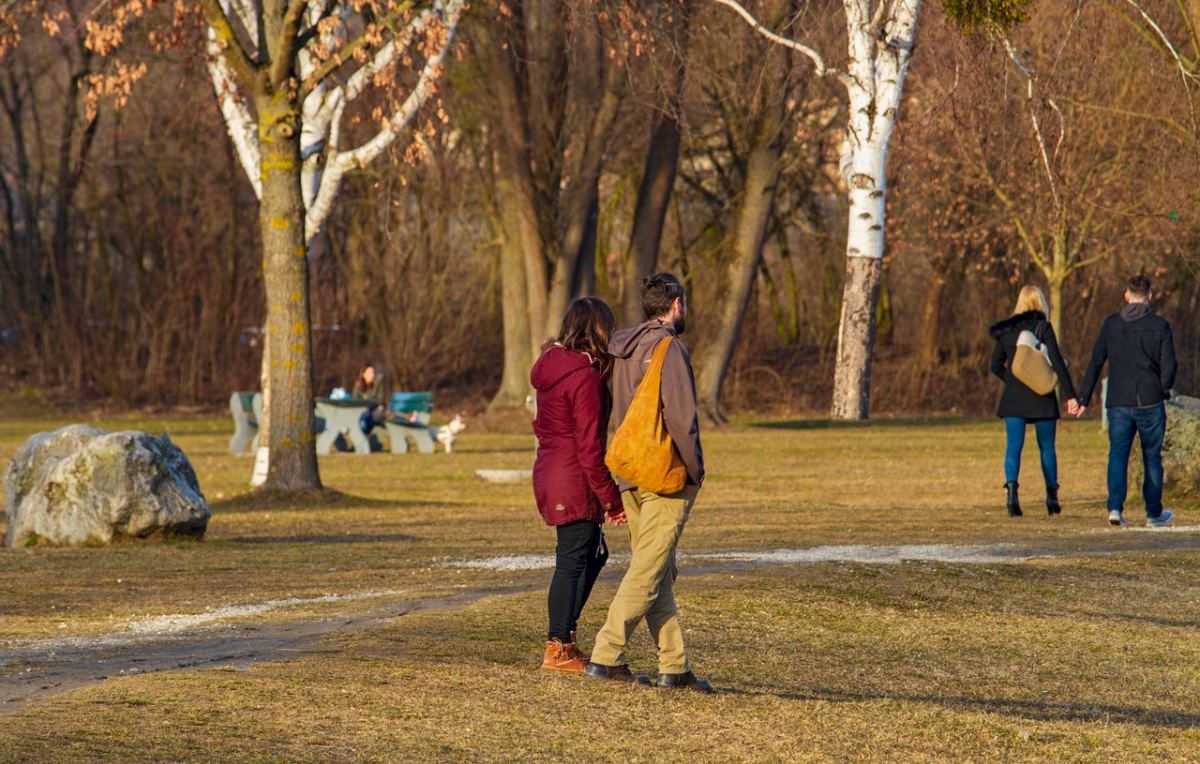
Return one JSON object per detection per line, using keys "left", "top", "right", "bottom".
{"left": 532, "top": 297, "right": 624, "bottom": 673}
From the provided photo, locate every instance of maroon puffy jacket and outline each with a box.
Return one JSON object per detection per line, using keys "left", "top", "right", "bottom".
{"left": 531, "top": 345, "right": 622, "bottom": 526}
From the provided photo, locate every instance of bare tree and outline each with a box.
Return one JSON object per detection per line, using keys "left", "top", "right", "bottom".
{"left": 712, "top": 0, "right": 922, "bottom": 419}
{"left": 471, "top": 1, "right": 631, "bottom": 409}
{"left": 65, "top": 0, "right": 464, "bottom": 490}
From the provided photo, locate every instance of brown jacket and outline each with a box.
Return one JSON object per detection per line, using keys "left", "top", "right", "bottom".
{"left": 608, "top": 319, "right": 704, "bottom": 491}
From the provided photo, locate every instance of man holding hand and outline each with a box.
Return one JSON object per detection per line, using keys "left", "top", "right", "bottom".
{"left": 1075, "top": 275, "right": 1177, "bottom": 528}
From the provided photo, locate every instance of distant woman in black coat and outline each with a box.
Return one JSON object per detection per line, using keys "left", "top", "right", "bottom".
{"left": 989, "top": 286, "right": 1080, "bottom": 517}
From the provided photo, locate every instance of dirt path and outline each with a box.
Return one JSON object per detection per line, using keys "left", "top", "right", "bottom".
{"left": 4, "top": 533, "right": 1199, "bottom": 712}
{"left": 0, "top": 586, "right": 532, "bottom": 711}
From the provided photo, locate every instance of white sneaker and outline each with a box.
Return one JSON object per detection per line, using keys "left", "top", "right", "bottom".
{"left": 1108, "top": 510, "right": 1126, "bottom": 527}
{"left": 1146, "top": 509, "right": 1174, "bottom": 529}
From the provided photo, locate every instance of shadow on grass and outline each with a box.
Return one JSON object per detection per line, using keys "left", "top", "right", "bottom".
{"left": 210, "top": 488, "right": 462, "bottom": 514}
{"left": 225, "top": 533, "right": 419, "bottom": 546}
{"left": 749, "top": 416, "right": 976, "bottom": 431}
{"left": 734, "top": 685, "right": 1200, "bottom": 729}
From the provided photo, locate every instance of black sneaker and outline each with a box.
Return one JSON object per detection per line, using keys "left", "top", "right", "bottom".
{"left": 655, "top": 670, "right": 714, "bottom": 694}
{"left": 584, "top": 662, "right": 651, "bottom": 686}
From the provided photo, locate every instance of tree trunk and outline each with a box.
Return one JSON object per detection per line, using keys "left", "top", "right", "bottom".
{"left": 491, "top": 222, "right": 534, "bottom": 410}
{"left": 917, "top": 271, "right": 946, "bottom": 370}
{"left": 695, "top": 126, "right": 785, "bottom": 425}
{"left": 622, "top": 109, "right": 684, "bottom": 326}
{"left": 830, "top": 133, "right": 890, "bottom": 420}
{"left": 542, "top": 70, "right": 623, "bottom": 340}
{"left": 620, "top": 0, "right": 692, "bottom": 325}
{"left": 479, "top": 22, "right": 551, "bottom": 360}
{"left": 1048, "top": 275, "right": 1065, "bottom": 338}
{"left": 257, "top": 90, "right": 321, "bottom": 491}
{"left": 571, "top": 191, "right": 599, "bottom": 299}
{"left": 831, "top": 255, "right": 884, "bottom": 420}
{"left": 829, "top": 0, "right": 920, "bottom": 420}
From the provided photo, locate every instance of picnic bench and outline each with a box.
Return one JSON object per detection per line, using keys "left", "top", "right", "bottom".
{"left": 228, "top": 392, "right": 265, "bottom": 455}
{"left": 382, "top": 392, "right": 436, "bottom": 454}
{"left": 230, "top": 391, "right": 437, "bottom": 456}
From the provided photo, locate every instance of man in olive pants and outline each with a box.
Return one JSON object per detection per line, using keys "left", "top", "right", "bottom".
{"left": 586, "top": 273, "right": 712, "bottom": 693}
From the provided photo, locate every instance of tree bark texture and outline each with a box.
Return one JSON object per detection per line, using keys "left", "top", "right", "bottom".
{"left": 257, "top": 90, "right": 321, "bottom": 491}
{"left": 622, "top": 104, "right": 683, "bottom": 327}
{"left": 491, "top": 215, "right": 535, "bottom": 410}
{"left": 916, "top": 272, "right": 946, "bottom": 370}
{"left": 829, "top": 0, "right": 922, "bottom": 420}
{"left": 830, "top": 255, "right": 884, "bottom": 419}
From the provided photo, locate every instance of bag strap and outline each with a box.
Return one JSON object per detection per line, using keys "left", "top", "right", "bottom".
{"left": 641, "top": 337, "right": 672, "bottom": 398}
{"left": 647, "top": 337, "right": 673, "bottom": 376}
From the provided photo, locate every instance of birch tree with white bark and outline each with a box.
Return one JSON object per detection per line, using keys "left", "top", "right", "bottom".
{"left": 713, "top": 0, "right": 922, "bottom": 419}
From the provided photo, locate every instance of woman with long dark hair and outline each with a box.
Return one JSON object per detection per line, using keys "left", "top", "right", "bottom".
{"left": 531, "top": 297, "right": 625, "bottom": 673}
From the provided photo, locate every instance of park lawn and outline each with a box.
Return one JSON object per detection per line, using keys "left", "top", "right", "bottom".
{"left": 1, "top": 414, "right": 1176, "bottom": 642}
{"left": 2, "top": 557, "right": 1200, "bottom": 762}
{"left": 2, "top": 414, "right": 1199, "bottom": 760}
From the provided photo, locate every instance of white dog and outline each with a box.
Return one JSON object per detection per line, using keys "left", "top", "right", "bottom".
{"left": 434, "top": 414, "right": 466, "bottom": 453}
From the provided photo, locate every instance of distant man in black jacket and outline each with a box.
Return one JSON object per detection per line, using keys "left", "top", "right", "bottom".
{"left": 1076, "top": 275, "right": 1177, "bottom": 528}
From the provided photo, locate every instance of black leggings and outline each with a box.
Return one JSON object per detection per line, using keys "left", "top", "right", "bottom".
{"left": 547, "top": 520, "right": 608, "bottom": 642}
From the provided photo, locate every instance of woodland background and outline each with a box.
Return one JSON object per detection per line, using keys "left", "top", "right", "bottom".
{"left": 1, "top": 0, "right": 1197, "bottom": 418}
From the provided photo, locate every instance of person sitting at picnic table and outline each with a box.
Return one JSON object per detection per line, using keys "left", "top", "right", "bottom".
{"left": 348, "top": 363, "right": 421, "bottom": 451}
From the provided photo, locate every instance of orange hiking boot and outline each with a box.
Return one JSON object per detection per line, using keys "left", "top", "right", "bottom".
{"left": 542, "top": 639, "right": 588, "bottom": 673}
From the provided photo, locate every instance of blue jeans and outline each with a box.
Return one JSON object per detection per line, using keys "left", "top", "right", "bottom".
{"left": 1003, "top": 417, "right": 1058, "bottom": 489}
{"left": 1107, "top": 404, "right": 1166, "bottom": 517}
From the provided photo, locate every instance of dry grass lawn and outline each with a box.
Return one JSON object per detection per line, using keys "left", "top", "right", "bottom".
{"left": 1, "top": 411, "right": 1198, "bottom": 761}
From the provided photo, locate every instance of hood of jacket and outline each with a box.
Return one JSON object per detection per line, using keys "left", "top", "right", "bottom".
{"left": 609, "top": 319, "right": 676, "bottom": 359}
{"left": 989, "top": 310, "right": 1046, "bottom": 338}
{"left": 530, "top": 345, "right": 597, "bottom": 392}
{"left": 1120, "top": 302, "right": 1152, "bottom": 322}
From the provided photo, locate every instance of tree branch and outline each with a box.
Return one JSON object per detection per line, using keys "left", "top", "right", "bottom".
{"left": 305, "top": 0, "right": 463, "bottom": 236}
{"left": 299, "top": 0, "right": 419, "bottom": 101}
{"left": 1002, "top": 37, "right": 1061, "bottom": 214}
{"left": 206, "top": 26, "right": 263, "bottom": 199}
{"left": 710, "top": 0, "right": 836, "bottom": 78}
{"left": 1122, "top": 0, "right": 1199, "bottom": 84}
{"left": 270, "top": 0, "right": 311, "bottom": 90}
{"left": 344, "top": 4, "right": 437, "bottom": 103}
{"left": 1056, "top": 96, "right": 1194, "bottom": 142}
{"left": 201, "top": 0, "right": 260, "bottom": 90}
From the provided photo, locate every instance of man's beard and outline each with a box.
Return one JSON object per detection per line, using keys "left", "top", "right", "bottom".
{"left": 673, "top": 316, "right": 687, "bottom": 335}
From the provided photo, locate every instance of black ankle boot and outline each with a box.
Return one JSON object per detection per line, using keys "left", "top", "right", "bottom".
{"left": 1046, "top": 485, "right": 1061, "bottom": 516}
{"left": 1004, "top": 481, "right": 1022, "bottom": 517}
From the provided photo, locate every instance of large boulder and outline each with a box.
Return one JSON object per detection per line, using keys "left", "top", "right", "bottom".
{"left": 3, "top": 425, "right": 209, "bottom": 547}
{"left": 1164, "top": 395, "right": 1200, "bottom": 496}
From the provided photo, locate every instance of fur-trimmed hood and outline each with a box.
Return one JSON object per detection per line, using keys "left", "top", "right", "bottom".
{"left": 989, "top": 310, "right": 1046, "bottom": 338}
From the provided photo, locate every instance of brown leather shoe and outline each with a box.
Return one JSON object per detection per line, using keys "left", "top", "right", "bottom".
{"left": 542, "top": 640, "right": 587, "bottom": 673}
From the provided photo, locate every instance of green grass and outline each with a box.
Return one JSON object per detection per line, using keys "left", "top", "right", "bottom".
{"left": 1, "top": 414, "right": 1198, "bottom": 761}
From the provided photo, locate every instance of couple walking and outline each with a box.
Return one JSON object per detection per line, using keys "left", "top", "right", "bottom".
{"left": 529, "top": 273, "right": 712, "bottom": 693}
{"left": 989, "top": 275, "right": 1178, "bottom": 527}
